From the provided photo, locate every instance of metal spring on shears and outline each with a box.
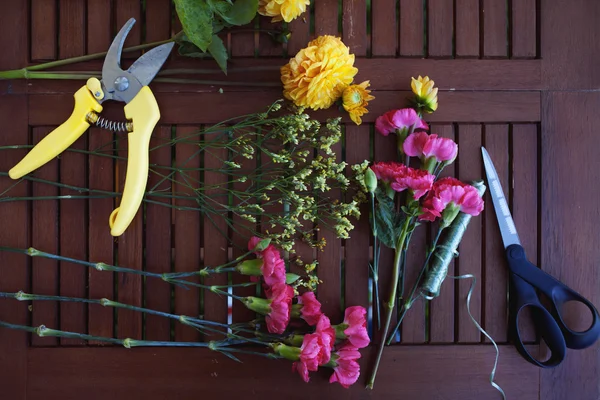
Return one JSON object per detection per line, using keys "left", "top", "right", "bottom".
{"left": 86, "top": 112, "right": 133, "bottom": 133}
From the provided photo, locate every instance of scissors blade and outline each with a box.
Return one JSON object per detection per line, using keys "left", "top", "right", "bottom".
{"left": 481, "top": 147, "right": 521, "bottom": 248}
{"left": 127, "top": 42, "right": 174, "bottom": 86}
{"left": 102, "top": 18, "right": 136, "bottom": 78}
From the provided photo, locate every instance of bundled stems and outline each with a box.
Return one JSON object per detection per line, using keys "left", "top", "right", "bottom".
{"left": 386, "top": 227, "right": 445, "bottom": 345}
{"left": 366, "top": 216, "right": 412, "bottom": 390}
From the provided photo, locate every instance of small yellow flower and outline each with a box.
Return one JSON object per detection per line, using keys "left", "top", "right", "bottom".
{"left": 258, "top": 0, "right": 310, "bottom": 23}
{"left": 411, "top": 75, "right": 438, "bottom": 113}
{"left": 281, "top": 35, "right": 358, "bottom": 110}
{"left": 342, "top": 81, "right": 375, "bottom": 125}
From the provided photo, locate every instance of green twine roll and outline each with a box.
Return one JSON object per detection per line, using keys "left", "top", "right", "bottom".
{"left": 419, "top": 180, "right": 486, "bottom": 300}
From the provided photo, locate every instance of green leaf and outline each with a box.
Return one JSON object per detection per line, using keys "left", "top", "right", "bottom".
{"left": 173, "top": 0, "right": 214, "bottom": 51}
{"left": 214, "top": 0, "right": 258, "bottom": 26}
{"left": 374, "top": 187, "right": 405, "bottom": 249}
{"left": 207, "top": 35, "right": 229, "bottom": 74}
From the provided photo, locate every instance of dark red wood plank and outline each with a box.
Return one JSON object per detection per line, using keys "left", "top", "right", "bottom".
{"left": 29, "top": 91, "right": 542, "bottom": 125}
{"left": 174, "top": 126, "right": 201, "bottom": 341}
{"left": 87, "top": 0, "right": 112, "bottom": 57}
{"left": 456, "top": 124, "right": 483, "bottom": 343}
{"left": 203, "top": 142, "right": 229, "bottom": 333}
{"left": 144, "top": 126, "right": 172, "bottom": 341}
{"left": 455, "top": 0, "right": 480, "bottom": 57}
{"left": 540, "top": 92, "right": 600, "bottom": 400}
{"left": 511, "top": 0, "right": 537, "bottom": 58}
{"left": 483, "top": 124, "right": 509, "bottom": 343}
{"left": 343, "top": 0, "right": 368, "bottom": 57}
{"left": 258, "top": 19, "right": 284, "bottom": 57}
{"left": 400, "top": 0, "right": 424, "bottom": 56}
{"left": 145, "top": 0, "right": 172, "bottom": 43}
{"left": 230, "top": 18, "right": 256, "bottom": 58}
{"left": 31, "top": 0, "right": 57, "bottom": 61}
{"left": 59, "top": 0, "right": 85, "bottom": 58}
{"left": 428, "top": 124, "right": 456, "bottom": 343}
{"left": 541, "top": 0, "right": 600, "bottom": 90}
{"left": 371, "top": 0, "right": 397, "bottom": 56}
{"left": 27, "top": 345, "right": 540, "bottom": 399}
{"left": 401, "top": 222, "right": 426, "bottom": 343}
{"left": 116, "top": 136, "right": 143, "bottom": 340}
{"left": 344, "top": 126, "right": 370, "bottom": 310}
{"left": 88, "top": 127, "right": 114, "bottom": 344}
{"left": 31, "top": 127, "right": 59, "bottom": 347}
{"left": 286, "top": 5, "right": 310, "bottom": 56}
{"left": 428, "top": 0, "right": 454, "bottom": 57}
{"left": 482, "top": 0, "right": 508, "bottom": 57}
{"left": 0, "top": 7, "right": 29, "bottom": 393}
{"left": 59, "top": 134, "right": 87, "bottom": 346}
{"left": 314, "top": 0, "right": 339, "bottom": 36}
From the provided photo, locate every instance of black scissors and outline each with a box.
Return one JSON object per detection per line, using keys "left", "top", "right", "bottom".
{"left": 482, "top": 147, "right": 600, "bottom": 368}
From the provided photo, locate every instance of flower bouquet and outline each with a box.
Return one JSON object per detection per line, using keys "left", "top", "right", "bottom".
{"left": 364, "top": 77, "right": 489, "bottom": 388}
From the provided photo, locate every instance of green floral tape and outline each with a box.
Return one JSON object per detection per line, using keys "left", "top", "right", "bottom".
{"left": 449, "top": 274, "right": 506, "bottom": 400}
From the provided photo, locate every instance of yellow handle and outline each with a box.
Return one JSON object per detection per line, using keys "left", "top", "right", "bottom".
{"left": 109, "top": 86, "right": 159, "bottom": 237}
{"left": 9, "top": 85, "right": 102, "bottom": 179}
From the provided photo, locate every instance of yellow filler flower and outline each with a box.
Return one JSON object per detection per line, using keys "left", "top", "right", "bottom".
{"left": 258, "top": 0, "right": 310, "bottom": 23}
{"left": 411, "top": 75, "right": 438, "bottom": 113}
{"left": 342, "top": 81, "right": 375, "bottom": 125}
{"left": 281, "top": 35, "right": 358, "bottom": 110}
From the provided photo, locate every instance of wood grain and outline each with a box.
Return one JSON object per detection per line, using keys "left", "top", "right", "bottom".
{"left": 59, "top": 0, "right": 85, "bottom": 58}
{"left": 31, "top": 0, "right": 57, "bottom": 61}
{"left": 26, "top": 345, "right": 540, "bottom": 399}
{"left": 455, "top": 0, "right": 480, "bottom": 57}
{"left": 31, "top": 127, "right": 59, "bottom": 347}
{"left": 428, "top": 0, "right": 454, "bottom": 57}
{"left": 371, "top": 0, "right": 396, "bottom": 56}
{"left": 145, "top": 126, "right": 172, "bottom": 341}
{"left": 511, "top": 0, "right": 537, "bottom": 58}
{"left": 400, "top": 0, "right": 424, "bottom": 56}
{"left": 482, "top": 0, "right": 508, "bottom": 57}
{"left": 173, "top": 126, "right": 201, "bottom": 342}
{"left": 343, "top": 0, "right": 368, "bottom": 57}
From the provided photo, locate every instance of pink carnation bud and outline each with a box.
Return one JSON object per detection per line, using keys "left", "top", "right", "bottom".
{"left": 329, "top": 343, "right": 362, "bottom": 388}
{"left": 375, "top": 108, "right": 428, "bottom": 136}
{"left": 297, "top": 292, "right": 323, "bottom": 326}
{"left": 341, "top": 306, "right": 370, "bottom": 349}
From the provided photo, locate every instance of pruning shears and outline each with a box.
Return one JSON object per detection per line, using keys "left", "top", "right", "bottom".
{"left": 9, "top": 18, "right": 174, "bottom": 237}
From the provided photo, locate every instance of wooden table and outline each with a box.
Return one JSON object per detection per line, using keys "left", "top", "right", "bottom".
{"left": 0, "top": 1, "right": 598, "bottom": 399}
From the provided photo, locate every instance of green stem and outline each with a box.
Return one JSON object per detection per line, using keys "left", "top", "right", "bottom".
{"left": 366, "top": 216, "right": 412, "bottom": 390}
{"left": 385, "top": 227, "right": 446, "bottom": 345}
{"left": 0, "top": 38, "right": 176, "bottom": 79}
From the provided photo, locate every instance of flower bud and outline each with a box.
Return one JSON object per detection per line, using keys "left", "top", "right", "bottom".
{"left": 235, "top": 259, "right": 263, "bottom": 276}
{"left": 272, "top": 343, "right": 302, "bottom": 361}
{"left": 243, "top": 296, "right": 272, "bottom": 315}
{"left": 364, "top": 168, "right": 378, "bottom": 194}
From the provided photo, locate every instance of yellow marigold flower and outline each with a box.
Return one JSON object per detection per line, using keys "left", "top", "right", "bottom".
{"left": 281, "top": 35, "right": 358, "bottom": 110}
{"left": 411, "top": 75, "right": 438, "bottom": 113}
{"left": 342, "top": 81, "right": 375, "bottom": 125}
{"left": 258, "top": 0, "right": 310, "bottom": 23}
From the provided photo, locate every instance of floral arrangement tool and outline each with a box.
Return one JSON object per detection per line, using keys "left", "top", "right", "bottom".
{"left": 482, "top": 147, "right": 600, "bottom": 367}
{"left": 8, "top": 18, "right": 174, "bottom": 237}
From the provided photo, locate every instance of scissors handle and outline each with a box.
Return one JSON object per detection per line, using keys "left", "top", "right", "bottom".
{"left": 509, "top": 273, "right": 566, "bottom": 368}
{"left": 506, "top": 244, "right": 600, "bottom": 350}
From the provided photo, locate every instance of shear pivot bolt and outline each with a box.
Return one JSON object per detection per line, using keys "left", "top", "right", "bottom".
{"left": 114, "top": 76, "right": 129, "bottom": 92}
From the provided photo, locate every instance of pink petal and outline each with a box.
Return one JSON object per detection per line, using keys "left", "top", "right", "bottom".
{"left": 403, "top": 131, "right": 430, "bottom": 157}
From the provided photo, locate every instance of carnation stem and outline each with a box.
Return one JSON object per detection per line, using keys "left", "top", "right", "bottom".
{"left": 370, "top": 192, "right": 382, "bottom": 330}
{"left": 366, "top": 216, "right": 412, "bottom": 390}
{"left": 386, "top": 227, "right": 446, "bottom": 345}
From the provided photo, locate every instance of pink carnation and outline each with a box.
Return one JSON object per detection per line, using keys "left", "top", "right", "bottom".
{"left": 298, "top": 292, "right": 323, "bottom": 326}
{"left": 370, "top": 162, "right": 435, "bottom": 200}
{"left": 341, "top": 306, "right": 370, "bottom": 349}
{"left": 265, "top": 283, "right": 294, "bottom": 334}
{"left": 329, "top": 343, "right": 362, "bottom": 388}
{"left": 375, "top": 108, "right": 428, "bottom": 136}
{"left": 292, "top": 314, "right": 335, "bottom": 383}
{"left": 404, "top": 131, "right": 458, "bottom": 162}
{"left": 419, "top": 177, "right": 484, "bottom": 222}
{"left": 247, "top": 237, "right": 286, "bottom": 287}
